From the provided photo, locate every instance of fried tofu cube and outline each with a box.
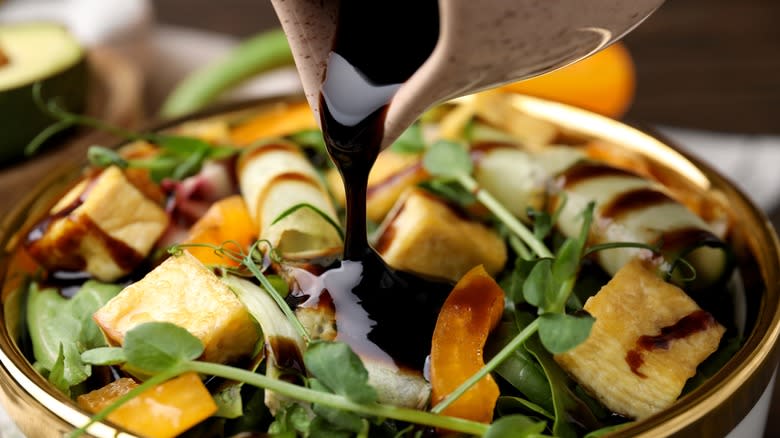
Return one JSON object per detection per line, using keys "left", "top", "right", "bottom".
{"left": 26, "top": 166, "right": 169, "bottom": 281}
{"left": 375, "top": 188, "right": 507, "bottom": 282}
{"left": 94, "top": 251, "right": 260, "bottom": 364}
{"left": 296, "top": 303, "right": 337, "bottom": 341}
{"left": 554, "top": 259, "right": 725, "bottom": 419}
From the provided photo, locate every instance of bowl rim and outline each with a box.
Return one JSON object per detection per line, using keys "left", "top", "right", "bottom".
{"left": 508, "top": 95, "right": 780, "bottom": 436}
{"left": 0, "top": 93, "right": 778, "bottom": 437}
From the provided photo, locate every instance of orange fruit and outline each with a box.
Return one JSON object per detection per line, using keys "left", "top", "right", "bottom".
{"left": 499, "top": 42, "right": 636, "bottom": 119}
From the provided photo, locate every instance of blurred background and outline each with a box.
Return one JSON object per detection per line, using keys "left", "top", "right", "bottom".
{"left": 151, "top": 0, "right": 780, "bottom": 221}
{"left": 152, "top": 0, "right": 780, "bottom": 133}
{"left": 0, "top": 0, "right": 779, "bottom": 436}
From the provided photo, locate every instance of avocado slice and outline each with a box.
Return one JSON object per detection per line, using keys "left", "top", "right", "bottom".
{"left": 0, "top": 23, "right": 88, "bottom": 163}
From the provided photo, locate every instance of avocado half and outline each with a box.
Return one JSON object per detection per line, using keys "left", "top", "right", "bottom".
{"left": 0, "top": 23, "right": 88, "bottom": 164}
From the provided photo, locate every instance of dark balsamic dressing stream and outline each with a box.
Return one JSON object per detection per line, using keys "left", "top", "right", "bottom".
{"left": 316, "top": 0, "right": 451, "bottom": 370}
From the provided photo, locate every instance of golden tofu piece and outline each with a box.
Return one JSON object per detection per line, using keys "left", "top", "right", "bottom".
{"left": 296, "top": 303, "right": 337, "bottom": 341}
{"left": 94, "top": 251, "right": 260, "bottom": 364}
{"left": 26, "top": 166, "right": 169, "bottom": 282}
{"left": 327, "top": 149, "right": 426, "bottom": 222}
{"left": 375, "top": 188, "right": 506, "bottom": 282}
{"left": 555, "top": 259, "right": 725, "bottom": 419}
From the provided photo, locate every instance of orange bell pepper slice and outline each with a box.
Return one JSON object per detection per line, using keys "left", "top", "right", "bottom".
{"left": 77, "top": 373, "right": 217, "bottom": 438}
{"left": 430, "top": 265, "right": 505, "bottom": 423}
{"left": 183, "top": 195, "right": 256, "bottom": 266}
{"left": 230, "top": 101, "right": 318, "bottom": 146}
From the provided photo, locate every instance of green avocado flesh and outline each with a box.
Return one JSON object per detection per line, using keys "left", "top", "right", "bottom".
{"left": 0, "top": 23, "right": 88, "bottom": 163}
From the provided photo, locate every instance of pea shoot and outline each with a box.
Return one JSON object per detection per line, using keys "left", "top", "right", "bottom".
{"left": 422, "top": 139, "right": 595, "bottom": 418}
{"left": 28, "top": 83, "right": 240, "bottom": 182}
{"left": 75, "top": 323, "right": 490, "bottom": 438}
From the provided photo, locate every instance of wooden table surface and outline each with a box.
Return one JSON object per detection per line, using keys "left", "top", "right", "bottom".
{"left": 0, "top": 0, "right": 778, "bottom": 436}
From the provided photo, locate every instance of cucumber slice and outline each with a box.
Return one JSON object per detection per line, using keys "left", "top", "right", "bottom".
{"left": 0, "top": 23, "right": 88, "bottom": 163}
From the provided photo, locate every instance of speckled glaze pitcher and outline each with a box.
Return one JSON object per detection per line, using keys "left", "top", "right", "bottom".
{"left": 271, "top": 0, "right": 664, "bottom": 148}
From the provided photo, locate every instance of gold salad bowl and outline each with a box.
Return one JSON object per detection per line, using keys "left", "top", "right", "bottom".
{"left": 0, "top": 94, "right": 777, "bottom": 437}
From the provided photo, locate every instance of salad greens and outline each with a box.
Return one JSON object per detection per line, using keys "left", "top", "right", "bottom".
{"left": 75, "top": 322, "right": 491, "bottom": 438}
{"left": 26, "top": 281, "right": 121, "bottom": 396}
{"left": 67, "top": 138, "right": 607, "bottom": 438}
{"left": 17, "top": 90, "right": 738, "bottom": 437}
{"left": 423, "top": 140, "right": 551, "bottom": 259}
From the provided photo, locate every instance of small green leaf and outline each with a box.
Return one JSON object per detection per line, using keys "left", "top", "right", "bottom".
{"left": 505, "top": 258, "right": 540, "bottom": 306}
{"left": 310, "top": 379, "right": 365, "bottom": 433}
{"left": 487, "top": 322, "right": 552, "bottom": 413}
{"left": 26, "top": 281, "right": 120, "bottom": 393}
{"left": 550, "top": 238, "right": 581, "bottom": 310}
{"left": 81, "top": 347, "right": 126, "bottom": 366}
{"left": 214, "top": 348, "right": 266, "bottom": 420}
{"left": 577, "top": 202, "right": 595, "bottom": 245}
{"left": 153, "top": 134, "right": 237, "bottom": 160}
{"left": 87, "top": 146, "right": 128, "bottom": 169}
{"left": 553, "top": 238, "right": 581, "bottom": 282}
{"left": 523, "top": 259, "right": 553, "bottom": 311}
{"left": 171, "top": 145, "right": 209, "bottom": 180}
{"left": 226, "top": 386, "right": 271, "bottom": 434}
{"left": 213, "top": 384, "right": 244, "bottom": 419}
{"left": 483, "top": 414, "right": 548, "bottom": 438}
{"left": 70, "top": 281, "right": 124, "bottom": 349}
{"left": 153, "top": 135, "right": 210, "bottom": 156}
{"left": 268, "top": 402, "right": 311, "bottom": 436}
{"left": 27, "top": 285, "right": 79, "bottom": 371}
{"left": 114, "top": 134, "right": 241, "bottom": 181}
{"left": 526, "top": 337, "right": 600, "bottom": 438}
{"left": 528, "top": 209, "right": 553, "bottom": 241}
{"left": 304, "top": 341, "right": 377, "bottom": 404}
{"left": 50, "top": 343, "right": 90, "bottom": 397}
{"left": 537, "top": 313, "right": 595, "bottom": 354}
{"left": 123, "top": 322, "right": 204, "bottom": 372}
{"left": 390, "top": 122, "right": 425, "bottom": 154}
{"left": 422, "top": 140, "right": 473, "bottom": 177}
{"left": 133, "top": 156, "right": 179, "bottom": 183}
